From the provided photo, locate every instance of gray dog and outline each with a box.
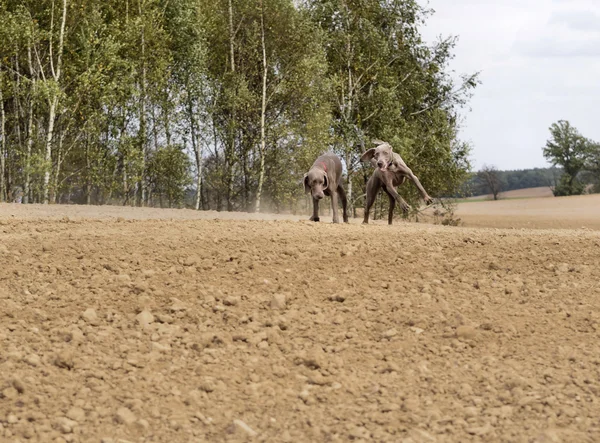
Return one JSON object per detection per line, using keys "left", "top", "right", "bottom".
{"left": 360, "top": 140, "right": 433, "bottom": 225}
{"left": 303, "top": 153, "right": 348, "bottom": 224}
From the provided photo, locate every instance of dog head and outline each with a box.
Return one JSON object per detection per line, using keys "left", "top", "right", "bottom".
{"left": 303, "top": 168, "right": 328, "bottom": 200}
{"left": 360, "top": 140, "right": 394, "bottom": 172}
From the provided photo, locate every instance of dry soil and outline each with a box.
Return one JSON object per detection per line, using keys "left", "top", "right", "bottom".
{"left": 454, "top": 193, "right": 600, "bottom": 230}
{"left": 1, "top": 203, "right": 600, "bottom": 443}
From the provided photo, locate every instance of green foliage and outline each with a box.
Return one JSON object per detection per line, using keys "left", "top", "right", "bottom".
{"left": 542, "top": 120, "right": 592, "bottom": 196}
{"left": 0, "top": 0, "right": 476, "bottom": 211}
{"left": 466, "top": 167, "right": 562, "bottom": 197}
{"left": 148, "top": 145, "right": 192, "bottom": 207}
{"left": 583, "top": 142, "right": 600, "bottom": 193}
{"left": 304, "top": 0, "right": 478, "bottom": 209}
{"left": 553, "top": 173, "right": 585, "bottom": 197}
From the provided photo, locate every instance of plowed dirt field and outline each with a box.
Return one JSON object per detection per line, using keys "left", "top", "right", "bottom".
{"left": 1, "top": 203, "right": 600, "bottom": 443}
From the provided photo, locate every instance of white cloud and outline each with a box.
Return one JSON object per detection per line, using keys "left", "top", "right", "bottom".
{"left": 421, "top": 0, "right": 600, "bottom": 170}
{"left": 549, "top": 10, "right": 600, "bottom": 32}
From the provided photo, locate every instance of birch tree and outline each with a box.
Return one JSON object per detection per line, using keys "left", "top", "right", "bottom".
{"left": 41, "top": 0, "right": 68, "bottom": 204}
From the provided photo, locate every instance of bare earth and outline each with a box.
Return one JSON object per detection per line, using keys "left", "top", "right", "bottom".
{"left": 454, "top": 194, "right": 600, "bottom": 230}
{"left": 465, "top": 187, "right": 555, "bottom": 202}
{"left": 2, "top": 202, "right": 600, "bottom": 443}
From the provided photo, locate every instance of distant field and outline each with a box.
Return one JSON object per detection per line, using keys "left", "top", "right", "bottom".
{"left": 463, "top": 186, "right": 555, "bottom": 201}
{"left": 454, "top": 193, "right": 600, "bottom": 230}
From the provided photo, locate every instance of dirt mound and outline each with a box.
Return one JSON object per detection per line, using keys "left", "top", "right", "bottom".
{"left": 1, "top": 207, "right": 600, "bottom": 442}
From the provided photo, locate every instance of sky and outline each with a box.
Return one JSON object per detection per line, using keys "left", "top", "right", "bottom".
{"left": 420, "top": 0, "right": 600, "bottom": 170}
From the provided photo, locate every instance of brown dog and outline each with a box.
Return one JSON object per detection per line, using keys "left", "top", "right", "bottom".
{"left": 360, "top": 140, "right": 433, "bottom": 225}
{"left": 303, "top": 153, "right": 348, "bottom": 224}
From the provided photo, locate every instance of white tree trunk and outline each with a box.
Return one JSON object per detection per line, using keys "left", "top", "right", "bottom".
{"left": 255, "top": 0, "right": 268, "bottom": 213}
{"left": 228, "top": 0, "right": 235, "bottom": 73}
{"left": 226, "top": 0, "right": 236, "bottom": 211}
{"left": 188, "top": 97, "right": 202, "bottom": 210}
{"left": 43, "top": 95, "right": 58, "bottom": 205}
{"left": 345, "top": 34, "right": 354, "bottom": 216}
{"left": 139, "top": 0, "right": 147, "bottom": 207}
{"left": 0, "top": 80, "right": 6, "bottom": 202}
{"left": 53, "top": 128, "right": 65, "bottom": 203}
{"left": 24, "top": 44, "right": 35, "bottom": 204}
{"left": 42, "top": 0, "right": 67, "bottom": 204}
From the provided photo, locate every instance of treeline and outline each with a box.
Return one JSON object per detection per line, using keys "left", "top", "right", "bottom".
{"left": 469, "top": 166, "right": 562, "bottom": 198}
{"left": 0, "top": 0, "right": 477, "bottom": 212}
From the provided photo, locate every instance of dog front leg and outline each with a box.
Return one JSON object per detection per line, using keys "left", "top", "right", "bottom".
{"left": 309, "top": 197, "right": 320, "bottom": 222}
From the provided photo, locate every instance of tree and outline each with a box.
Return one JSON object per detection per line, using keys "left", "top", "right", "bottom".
{"left": 0, "top": 70, "right": 5, "bottom": 202}
{"left": 542, "top": 120, "right": 590, "bottom": 196}
{"left": 147, "top": 145, "right": 192, "bottom": 207}
{"left": 305, "top": 0, "right": 478, "bottom": 214}
{"left": 477, "top": 164, "right": 504, "bottom": 200}
{"left": 0, "top": 0, "right": 475, "bottom": 212}
{"left": 585, "top": 141, "right": 600, "bottom": 193}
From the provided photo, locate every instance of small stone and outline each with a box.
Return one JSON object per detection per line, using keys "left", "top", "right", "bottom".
{"left": 200, "top": 378, "right": 216, "bottom": 393}
{"left": 380, "top": 403, "right": 400, "bottom": 412}
{"left": 232, "top": 419, "right": 258, "bottom": 437}
{"left": 349, "top": 426, "right": 370, "bottom": 439}
{"left": 466, "top": 423, "right": 492, "bottom": 436}
{"left": 155, "top": 313, "right": 174, "bottom": 324}
{"left": 464, "top": 406, "right": 479, "bottom": 418}
{"left": 7, "top": 414, "right": 18, "bottom": 424}
{"left": 271, "top": 294, "right": 287, "bottom": 310}
{"left": 82, "top": 308, "right": 99, "bottom": 326}
{"left": 456, "top": 325, "right": 477, "bottom": 340}
{"left": 223, "top": 296, "right": 240, "bottom": 306}
{"left": 2, "top": 387, "right": 19, "bottom": 399}
{"left": 382, "top": 328, "right": 398, "bottom": 339}
{"left": 54, "top": 350, "right": 75, "bottom": 370}
{"left": 115, "top": 407, "right": 136, "bottom": 425}
{"left": 151, "top": 342, "right": 171, "bottom": 353}
{"left": 11, "top": 378, "right": 25, "bottom": 394}
{"left": 115, "top": 274, "right": 131, "bottom": 284}
{"left": 66, "top": 407, "right": 86, "bottom": 422}
{"left": 328, "top": 294, "right": 346, "bottom": 303}
{"left": 136, "top": 310, "right": 154, "bottom": 327}
{"left": 183, "top": 256, "right": 199, "bottom": 266}
{"left": 22, "top": 425, "right": 35, "bottom": 439}
{"left": 249, "top": 331, "right": 268, "bottom": 346}
{"left": 24, "top": 354, "right": 41, "bottom": 367}
{"left": 69, "top": 328, "right": 85, "bottom": 343}
{"left": 534, "top": 429, "right": 561, "bottom": 443}
{"left": 169, "top": 298, "right": 187, "bottom": 312}
{"left": 57, "top": 417, "right": 77, "bottom": 434}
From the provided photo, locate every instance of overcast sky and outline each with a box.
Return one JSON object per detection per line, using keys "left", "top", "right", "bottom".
{"left": 421, "top": 0, "right": 600, "bottom": 170}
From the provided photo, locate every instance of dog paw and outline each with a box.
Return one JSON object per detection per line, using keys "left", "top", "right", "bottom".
{"left": 425, "top": 196, "right": 434, "bottom": 205}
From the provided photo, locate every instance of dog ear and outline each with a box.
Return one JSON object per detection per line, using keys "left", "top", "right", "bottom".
{"left": 322, "top": 173, "right": 328, "bottom": 190}
{"left": 360, "top": 148, "right": 376, "bottom": 163}
{"left": 303, "top": 174, "right": 310, "bottom": 194}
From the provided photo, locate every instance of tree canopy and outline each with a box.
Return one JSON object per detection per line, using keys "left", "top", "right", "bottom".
{"left": 542, "top": 120, "right": 597, "bottom": 196}
{"left": 0, "top": 0, "right": 478, "bottom": 212}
